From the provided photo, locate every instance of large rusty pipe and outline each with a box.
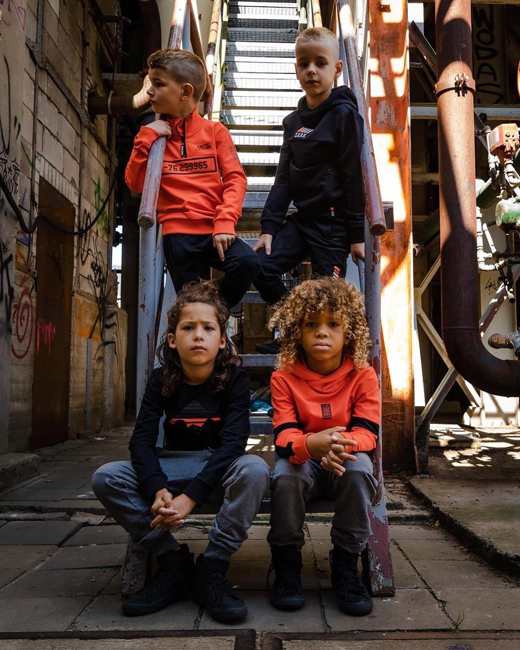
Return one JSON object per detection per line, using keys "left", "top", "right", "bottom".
{"left": 338, "top": 0, "right": 386, "bottom": 236}
{"left": 204, "top": 0, "right": 223, "bottom": 117}
{"left": 88, "top": 89, "right": 151, "bottom": 116}
{"left": 435, "top": 0, "right": 520, "bottom": 396}
{"left": 137, "top": 0, "right": 162, "bottom": 61}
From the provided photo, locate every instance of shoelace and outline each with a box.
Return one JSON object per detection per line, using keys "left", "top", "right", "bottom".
{"left": 334, "top": 567, "right": 367, "bottom": 596}
{"left": 204, "top": 571, "right": 234, "bottom": 599}
{"left": 266, "top": 562, "right": 303, "bottom": 593}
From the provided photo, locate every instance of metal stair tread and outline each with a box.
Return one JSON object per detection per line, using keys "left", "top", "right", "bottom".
{"left": 224, "top": 73, "right": 300, "bottom": 90}
{"left": 246, "top": 176, "right": 276, "bottom": 191}
{"left": 230, "top": 131, "right": 284, "bottom": 146}
{"left": 241, "top": 354, "right": 277, "bottom": 367}
{"left": 222, "top": 91, "right": 300, "bottom": 109}
{"left": 227, "top": 27, "right": 299, "bottom": 43}
{"left": 229, "top": 17, "right": 299, "bottom": 29}
{"left": 221, "top": 109, "right": 292, "bottom": 126}
{"left": 238, "top": 151, "right": 280, "bottom": 165}
{"left": 226, "top": 43, "right": 296, "bottom": 57}
{"left": 243, "top": 191, "right": 270, "bottom": 208}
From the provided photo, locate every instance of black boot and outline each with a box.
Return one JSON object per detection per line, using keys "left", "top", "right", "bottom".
{"left": 192, "top": 555, "right": 247, "bottom": 623}
{"left": 330, "top": 548, "right": 373, "bottom": 616}
{"left": 122, "top": 544, "right": 196, "bottom": 616}
{"left": 269, "top": 545, "right": 305, "bottom": 611}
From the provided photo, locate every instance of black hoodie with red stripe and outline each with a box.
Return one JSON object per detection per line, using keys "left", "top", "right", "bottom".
{"left": 260, "top": 86, "right": 366, "bottom": 243}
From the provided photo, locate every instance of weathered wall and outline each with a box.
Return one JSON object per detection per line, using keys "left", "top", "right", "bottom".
{"left": 1, "top": 0, "right": 125, "bottom": 451}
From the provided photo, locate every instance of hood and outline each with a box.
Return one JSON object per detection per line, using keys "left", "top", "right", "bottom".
{"left": 291, "top": 355, "right": 356, "bottom": 395}
{"left": 297, "top": 85, "right": 359, "bottom": 129}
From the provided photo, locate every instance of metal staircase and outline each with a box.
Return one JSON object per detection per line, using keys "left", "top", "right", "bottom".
{"left": 219, "top": 0, "right": 306, "bottom": 368}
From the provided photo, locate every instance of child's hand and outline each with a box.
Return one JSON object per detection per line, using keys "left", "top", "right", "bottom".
{"left": 151, "top": 488, "right": 174, "bottom": 521}
{"left": 321, "top": 450, "right": 347, "bottom": 476}
{"left": 151, "top": 493, "right": 196, "bottom": 530}
{"left": 143, "top": 120, "right": 172, "bottom": 138}
{"left": 330, "top": 435, "right": 358, "bottom": 462}
{"left": 253, "top": 234, "right": 273, "bottom": 255}
{"left": 213, "top": 233, "right": 236, "bottom": 261}
{"left": 350, "top": 242, "right": 365, "bottom": 265}
{"left": 306, "top": 426, "right": 346, "bottom": 460}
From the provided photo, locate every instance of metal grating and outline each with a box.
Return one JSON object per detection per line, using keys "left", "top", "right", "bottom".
{"left": 226, "top": 42, "right": 295, "bottom": 57}
{"left": 223, "top": 90, "right": 301, "bottom": 108}
{"left": 227, "top": 27, "right": 299, "bottom": 43}
{"left": 224, "top": 73, "right": 300, "bottom": 90}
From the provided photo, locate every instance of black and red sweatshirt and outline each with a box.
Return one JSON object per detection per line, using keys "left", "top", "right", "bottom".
{"left": 129, "top": 365, "right": 251, "bottom": 506}
{"left": 271, "top": 356, "right": 379, "bottom": 464}
{"left": 261, "top": 86, "right": 366, "bottom": 244}
{"left": 125, "top": 109, "right": 247, "bottom": 237}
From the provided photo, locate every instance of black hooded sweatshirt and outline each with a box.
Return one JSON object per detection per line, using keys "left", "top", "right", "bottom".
{"left": 260, "top": 86, "right": 366, "bottom": 244}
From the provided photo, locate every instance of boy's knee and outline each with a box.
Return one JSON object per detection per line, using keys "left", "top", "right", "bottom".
{"left": 271, "top": 462, "right": 312, "bottom": 494}
{"left": 236, "top": 455, "right": 270, "bottom": 488}
{"left": 241, "top": 251, "right": 261, "bottom": 278}
{"left": 91, "top": 461, "right": 124, "bottom": 497}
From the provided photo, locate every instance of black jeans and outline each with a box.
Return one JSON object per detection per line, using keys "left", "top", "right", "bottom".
{"left": 253, "top": 212, "right": 351, "bottom": 305}
{"left": 163, "top": 234, "right": 261, "bottom": 308}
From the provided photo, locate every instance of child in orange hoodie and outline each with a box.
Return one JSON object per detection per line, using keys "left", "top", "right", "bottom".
{"left": 267, "top": 277, "right": 379, "bottom": 617}
{"left": 125, "top": 49, "right": 260, "bottom": 308}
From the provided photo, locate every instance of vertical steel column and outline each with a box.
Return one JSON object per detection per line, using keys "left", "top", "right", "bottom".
{"left": 369, "top": 0, "right": 417, "bottom": 472}
{"left": 136, "top": 0, "right": 188, "bottom": 410}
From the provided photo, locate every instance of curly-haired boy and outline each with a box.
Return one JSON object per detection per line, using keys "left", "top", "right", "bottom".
{"left": 267, "top": 277, "right": 379, "bottom": 616}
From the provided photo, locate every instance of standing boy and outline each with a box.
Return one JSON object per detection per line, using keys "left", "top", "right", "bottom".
{"left": 253, "top": 28, "right": 366, "bottom": 345}
{"left": 126, "top": 49, "right": 260, "bottom": 309}
{"left": 266, "top": 278, "right": 379, "bottom": 616}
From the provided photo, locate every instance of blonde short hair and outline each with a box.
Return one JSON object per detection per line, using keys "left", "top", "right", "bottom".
{"left": 147, "top": 49, "right": 207, "bottom": 102}
{"left": 295, "top": 27, "right": 339, "bottom": 60}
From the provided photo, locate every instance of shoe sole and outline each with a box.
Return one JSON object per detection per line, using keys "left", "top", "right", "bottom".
{"left": 270, "top": 596, "right": 305, "bottom": 611}
{"left": 122, "top": 587, "right": 193, "bottom": 617}
{"left": 193, "top": 597, "right": 248, "bottom": 623}
{"left": 337, "top": 600, "right": 374, "bottom": 617}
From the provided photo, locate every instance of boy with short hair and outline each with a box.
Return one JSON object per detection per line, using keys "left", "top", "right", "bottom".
{"left": 253, "top": 28, "right": 365, "bottom": 325}
{"left": 126, "top": 49, "right": 260, "bottom": 309}
{"left": 267, "top": 278, "right": 379, "bottom": 616}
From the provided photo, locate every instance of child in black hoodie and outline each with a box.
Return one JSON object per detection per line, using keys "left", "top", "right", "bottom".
{"left": 253, "top": 28, "right": 366, "bottom": 328}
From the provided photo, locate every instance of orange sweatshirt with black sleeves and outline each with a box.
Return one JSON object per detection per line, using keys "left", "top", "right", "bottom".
{"left": 125, "top": 109, "right": 247, "bottom": 237}
{"left": 271, "top": 356, "right": 380, "bottom": 464}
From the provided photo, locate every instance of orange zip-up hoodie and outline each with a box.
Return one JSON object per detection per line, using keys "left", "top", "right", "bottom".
{"left": 271, "top": 356, "right": 380, "bottom": 464}
{"left": 125, "top": 109, "right": 247, "bottom": 237}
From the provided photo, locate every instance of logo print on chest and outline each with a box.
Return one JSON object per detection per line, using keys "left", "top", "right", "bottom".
{"left": 321, "top": 404, "right": 332, "bottom": 419}
{"left": 294, "top": 126, "right": 314, "bottom": 138}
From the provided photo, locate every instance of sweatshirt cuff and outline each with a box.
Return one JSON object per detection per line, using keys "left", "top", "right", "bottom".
{"left": 213, "top": 218, "right": 237, "bottom": 237}
{"left": 136, "top": 126, "right": 162, "bottom": 148}
{"left": 183, "top": 478, "right": 211, "bottom": 508}
{"left": 346, "top": 215, "right": 365, "bottom": 245}
{"left": 290, "top": 433, "right": 313, "bottom": 463}
{"left": 260, "top": 219, "right": 280, "bottom": 237}
{"left": 141, "top": 475, "right": 169, "bottom": 502}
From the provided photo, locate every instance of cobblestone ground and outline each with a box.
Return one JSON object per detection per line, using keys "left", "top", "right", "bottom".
{"left": 0, "top": 429, "right": 519, "bottom": 648}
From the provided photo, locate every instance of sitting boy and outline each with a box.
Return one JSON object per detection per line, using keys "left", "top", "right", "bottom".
{"left": 267, "top": 278, "right": 379, "bottom": 616}
{"left": 253, "top": 28, "right": 365, "bottom": 350}
{"left": 126, "top": 49, "right": 260, "bottom": 309}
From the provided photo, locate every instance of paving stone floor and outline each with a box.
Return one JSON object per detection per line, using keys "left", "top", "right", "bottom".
{"left": 0, "top": 429, "right": 518, "bottom": 640}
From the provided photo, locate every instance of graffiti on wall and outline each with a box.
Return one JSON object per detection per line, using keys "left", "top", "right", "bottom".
{"left": 0, "top": 55, "right": 21, "bottom": 198}
{"left": 36, "top": 318, "right": 56, "bottom": 355}
{"left": 472, "top": 5, "right": 506, "bottom": 105}
{"left": 11, "top": 271, "right": 34, "bottom": 359}
{"left": 0, "top": 0, "right": 28, "bottom": 31}
{"left": 0, "top": 238, "right": 14, "bottom": 332}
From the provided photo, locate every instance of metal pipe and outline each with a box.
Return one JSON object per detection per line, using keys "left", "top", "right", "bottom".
{"left": 138, "top": 0, "right": 188, "bottom": 229}
{"left": 137, "top": 0, "right": 162, "bottom": 60}
{"left": 435, "top": 0, "right": 520, "bottom": 397}
{"left": 311, "top": 0, "right": 322, "bottom": 26}
{"left": 338, "top": 0, "right": 386, "bottom": 236}
{"left": 204, "top": 0, "right": 223, "bottom": 117}
{"left": 415, "top": 264, "right": 520, "bottom": 470}
{"left": 88, "top": 92, "right": 151, "bottom": 116}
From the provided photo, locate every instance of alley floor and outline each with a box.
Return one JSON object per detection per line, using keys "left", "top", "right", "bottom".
{"left": 0, "top": 429, "right": 519, "bottom": 649}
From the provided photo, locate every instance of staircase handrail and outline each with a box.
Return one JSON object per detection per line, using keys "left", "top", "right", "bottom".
{"left": 204, "top": 0, "right": 226, "bottom": 118}
{"left": 337, "top": 0, "right": 386, "bottom": 236}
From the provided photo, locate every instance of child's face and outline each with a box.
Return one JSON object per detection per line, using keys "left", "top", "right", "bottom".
{"left": 168, "top": 302, "right": 225, "bottom": 370}
{"left": 147, "top": 67, "right": 194, "bottom": 118}
{"left": 299, "top": 308, "right": 348, "bottom": 368}
{"left": 295, "top": 40, "right": 343, "bottom": 108}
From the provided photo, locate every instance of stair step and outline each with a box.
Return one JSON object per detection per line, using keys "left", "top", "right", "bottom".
{"left": 226, "top": 42, "right": 295, "bottom": 57}
{"left": 230, "top": 131, "right": 284, "bottom": 147}
{"left": 221, "top": 109, "right": 291, "bottom": 126}
{"left": 242, "top": 354, "right": 277, "bottom": 367}
{"left": 230, "top": 2, "right": 299, "bottom": 15}
{"left": 224, "top": 73, "right": 300, "bottom": 90}
{"left": 244, "top": 191, "right": 270, "bottom": 208}
{"left": 243, "top": 290, "right": 265, "bottom": 303}
{"left": 225, "top": 56, "right": 296, "bottom": 73}
{"left": 227, "top": 27, "right": 299, "bottom": 43}
{"left": 246, "top": 176, "right": 276, "bottom": 191}
{"left": 239, "top": 152, "right": 280, "bottom": 166}
{"left": 229, "top": 16, "right": 299, "bottom": 29}
{"left": 223, "top": 90, "right": 301, "bottom": 109}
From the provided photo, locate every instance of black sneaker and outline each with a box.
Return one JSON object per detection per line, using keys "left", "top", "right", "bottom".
{"left": 330, "top": 548, "right": 373, "bottom": 616}
{"left": 192, "top": 555, "right": 247, "bottom": 623}
{"left": 256, "top": 339, "right": 281, "bottom": 354}
{"left": 122, "top": 544, "right": 196, "bottom": 617}
{"left": 269, "top": 545, "right": 305, "bottom": 611}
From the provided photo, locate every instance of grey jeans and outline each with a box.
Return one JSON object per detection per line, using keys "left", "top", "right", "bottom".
{"left": 92, "top": 451, "right": 270, "bottom": 561}
{"left": 267, "top": 453, "right": 378, "bottom": 555}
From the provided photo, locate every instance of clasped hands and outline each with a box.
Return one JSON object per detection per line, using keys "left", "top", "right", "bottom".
{"left": 306, "top": 426, "right": 357, "bottom": 476}
{"left": 150, "top": 490, "right": 196, "bottom": 531}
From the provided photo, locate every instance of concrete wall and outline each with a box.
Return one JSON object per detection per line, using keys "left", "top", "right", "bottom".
{"left": 1, "top": 0, "right": 126, "bottom": 451}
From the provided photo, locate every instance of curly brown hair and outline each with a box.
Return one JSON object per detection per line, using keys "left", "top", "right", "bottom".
{"left": 156, "top": 281, "right": 240, "bottom": 396}
{"left": 269, "top": 277, "right": 371, "bottom": 371}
